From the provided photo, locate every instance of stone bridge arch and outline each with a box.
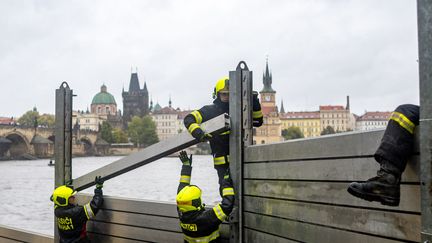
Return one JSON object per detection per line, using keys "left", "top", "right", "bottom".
{"left": 80, "top": 137, "right": 94, "bottom": 156}
{"left": 4, "top": 131, "right": 31, "bottom": 158}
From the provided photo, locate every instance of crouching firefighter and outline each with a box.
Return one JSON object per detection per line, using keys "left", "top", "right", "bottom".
{"left": 176, "top": 151, "right": 235, "bottom": 243}
{"left": 51, "top": 176, "right": 104, "bottom": 243}
{"left": 183, "top": 77, "right": 263, "bottom": 186}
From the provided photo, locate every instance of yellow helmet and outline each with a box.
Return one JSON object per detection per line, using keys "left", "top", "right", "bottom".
{"left": 176, "top": 185, "right": 202, "bottom": 212}
{"left": 51, "top": 185, "right": 77, "bottom": 206}
{"left": 212, "top": 77, "right": 229, "bottom": 99}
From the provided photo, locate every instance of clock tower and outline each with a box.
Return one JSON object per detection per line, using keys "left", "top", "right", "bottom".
{"left": 260, "top": 59, "right": 276, "bottom": 108}
{"left": 254, "top": 58, "right": 282, "bottom": 145}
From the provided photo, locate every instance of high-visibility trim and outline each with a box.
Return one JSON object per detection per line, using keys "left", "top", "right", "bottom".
{"left": 213, "top": 204, "right": 227, "bottom": 222}
{"left": 222, "top": 187, "right": 235, "bottom": 196}
{"left": 188, "top": 123, "right": 201, "bottom": 134}
{"left": 183, "top": 229, "right": 220, "bottom": 243}
{"left": 191, "top": 111, "right": 203, "bottom": 124}
{"left": 213, "top": 156, "right": 229, "bottom": 165}
{"left": 390, "top": 111, "right": 416, "bottom": 134}
{"left": 83, "top": 203, "right": 95, "bottom": 219}
{"left": 220, "top": 131, "right": 230, "bottom": 135}
{"left": 253, "top": 110, "right": 263, "bottom": 119}
{"left": 180, "top": 175, "right": 191, "bottom": 184}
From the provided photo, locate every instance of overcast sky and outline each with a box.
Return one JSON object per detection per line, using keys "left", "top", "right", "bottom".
{"left": 0, "top": 0, "right": 419, "bottom": 118}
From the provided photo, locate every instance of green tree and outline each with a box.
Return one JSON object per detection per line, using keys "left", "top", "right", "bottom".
{"left": 18, "top": 107, "right": 39, "bottom": 127}
{"left": 17, "top": 107, "right": 55, "bottom": 128}
{"left": 321, "top": 125, "right": 336, "bottom": 135}
{"left": 39, "top": 114, "right": 55, "bottom": 128}
{"left": 141, "top": 116, "right": 159, "bottom": 147}
{"left": 127, "top": 116, "right": 159, "bottom": 147}
{"left": 112, "top": 128, "right": 128, "bottom": 143}
{"left": 282, "top": 126, "right": 304, "bottom": 140}
{"left": 100, "top": 121, "right": 114, "bottom": 143}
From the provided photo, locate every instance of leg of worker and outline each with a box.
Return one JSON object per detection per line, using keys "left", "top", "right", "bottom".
{"left": 348, "top": 104, "right": 419, "bottom": 206}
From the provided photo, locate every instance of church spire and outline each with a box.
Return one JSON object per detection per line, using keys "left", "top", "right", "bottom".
{"left": 143, "top": 82, "right": 148, "bottom": 93}
{"left": 261, "top": 58, "right": 275, "bottom": 93}
{"left": 280, "top": 99, "right": 285, "bottom": 113}
{"left": 169, "top": 95, "right": 172, "bottom": 108}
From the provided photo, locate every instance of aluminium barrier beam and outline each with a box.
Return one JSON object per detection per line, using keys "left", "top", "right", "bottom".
{"left": 73, "top": 114, "right": 230, "bottom": 191}
{"left": 417, "top": 0, "right": 432, "bottom": 242}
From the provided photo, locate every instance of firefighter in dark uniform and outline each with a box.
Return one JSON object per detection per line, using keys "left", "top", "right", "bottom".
{"left": 176, "top": 151, "right": 235, "bottom": 243}
{"left": 183, "top": 77, "right": 263, "bottom": 185}
{"left": 51, "top": 176, "right": 104, "bottom": 243}
{"left": 348, "top": 104, "right": 419, "bottom": 206}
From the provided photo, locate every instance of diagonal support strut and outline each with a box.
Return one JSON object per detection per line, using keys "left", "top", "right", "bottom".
{"left": 73, "top": 114, "right": 230, "bottom": 191}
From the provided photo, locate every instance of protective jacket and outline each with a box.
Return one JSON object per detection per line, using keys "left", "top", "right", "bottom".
{"left": 177, "top": 165, "right": 235, "bottom": 243}
{"left": 375, "top": 104, "right": 419, "bottom": 173}
{"left": 54, "top": 188, "right": 104, "bottom": 243}
{"left": 184, "top": 97, "right": 263, "bottom": 170}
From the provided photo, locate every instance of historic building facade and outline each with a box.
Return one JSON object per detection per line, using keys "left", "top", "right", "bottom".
{"left": 280, "top": 111, "right": 321, "bottom": 138}
{"left": 253, "top": 60, "right": 283, "bottom": 144}
{"left": 150, "top": 99, "right": 182, "bottom": 141}
{"left": 72, "top": 110, "right": 105, "bottom": 132}
{"left": 319, "top": 97, "right": 352, "bottom": 132}
{"left": 122, "top": 72, "right": 149, "bottom": 128}
{"left": 355, "top": 111, "right": 391, "bottom": 131}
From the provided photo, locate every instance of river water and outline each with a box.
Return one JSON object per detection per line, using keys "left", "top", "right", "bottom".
{"left": 0, "top": 155, "right": 219, "bottom": 236}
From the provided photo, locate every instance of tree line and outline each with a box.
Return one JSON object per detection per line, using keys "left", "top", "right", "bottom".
{"left": 17, "top": 108, "right": 159, "bottom": 148}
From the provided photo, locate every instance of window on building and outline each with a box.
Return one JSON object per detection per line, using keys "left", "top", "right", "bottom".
{"left": 261, "top": 140, "right": 265, "bottom": 144}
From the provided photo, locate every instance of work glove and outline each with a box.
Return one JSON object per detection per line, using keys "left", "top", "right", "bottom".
{"left": 95, "top": 176, "right": 104, "bottom": 189}
{"left": 179, "top": 151, "right": 192, "bottom": 166}
{"left": 193, "top": 127, "right": 213, "bottom": 142}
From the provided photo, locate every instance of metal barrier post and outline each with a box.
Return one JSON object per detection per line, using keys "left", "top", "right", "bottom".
{"left": 54, "top": 82, "right": 73, "bottom": 242}
{"left": 229, "top": 61, "right": 253, "bottom": 242}
{"left": 418, "top": 0, "right": 432, "bottom": 241}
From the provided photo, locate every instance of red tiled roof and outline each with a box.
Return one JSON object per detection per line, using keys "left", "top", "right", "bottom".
{"left": 0, "top": 117, "right": 15, "bottom": 125}
{"left": 281, "top": 111, "right": 320, "bottom": 119}
{"left": 153, "top": 106, "right": 178, "bottom": 114}
{"left": 357, "top": 111, "right": 392, "bottom": 121}
{"left": 319, "top": 105, "right": 345, "bottom": 111}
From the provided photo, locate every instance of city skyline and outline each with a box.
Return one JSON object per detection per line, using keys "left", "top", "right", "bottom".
{"left": 0, "top": 0, "right": 419, "bottom": 117}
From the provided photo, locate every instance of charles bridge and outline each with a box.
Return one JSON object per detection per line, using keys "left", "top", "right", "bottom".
{"left": 0, "top": 124, "right": 99, "bottom": 159}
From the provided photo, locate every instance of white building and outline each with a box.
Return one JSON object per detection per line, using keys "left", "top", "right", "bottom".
{"left": 72, "top": 111, "right": 107, "bottom": 131}
{"left": 355, "top": 111, "right": 391, "bottom": 131}
{"left": 151, "top": 106, "right": 182, "bottom": 141}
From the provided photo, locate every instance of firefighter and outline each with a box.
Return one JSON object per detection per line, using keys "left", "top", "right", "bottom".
{"left": 176, "top": 151, "right": 235, "bottom": 243}
{"left": 184, "top": 77, "right": 263, "bottom": 185}
{"left": 51, "top": 176, "right": 104, "bottom": 243}
{"left": 348, "top": 104, "right": 419, "bottom": 207}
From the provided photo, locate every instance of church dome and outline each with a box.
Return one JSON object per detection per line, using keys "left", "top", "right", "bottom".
{"left": 91, "top": 84, "right": 117, "bottom": 105}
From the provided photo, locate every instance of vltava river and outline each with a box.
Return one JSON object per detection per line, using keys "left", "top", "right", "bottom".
{"left": 0, "top": 155, "right": 219, "bottom": 236}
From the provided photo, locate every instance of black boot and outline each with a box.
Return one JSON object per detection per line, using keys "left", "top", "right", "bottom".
{"left": 347, "top": 163, "right": 401, "bottom": 207}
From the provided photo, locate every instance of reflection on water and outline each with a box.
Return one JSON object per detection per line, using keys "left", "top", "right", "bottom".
{"left": 0, "top": 155, "right": 219, "bottom": 235}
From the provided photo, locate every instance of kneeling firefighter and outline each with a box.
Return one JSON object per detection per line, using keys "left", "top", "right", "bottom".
{"left": 183, "top": 77, "right": 263, "bottom": 186}
{"left": 176, "top": 151, "right": 235, "bottom": 243}
{"left": 51, "top": 176, "right": 104, "bottom": 243}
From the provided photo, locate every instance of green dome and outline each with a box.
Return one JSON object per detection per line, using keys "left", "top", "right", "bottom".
{"left": 91, "top": 85, "right": 117, "bottom": 105}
